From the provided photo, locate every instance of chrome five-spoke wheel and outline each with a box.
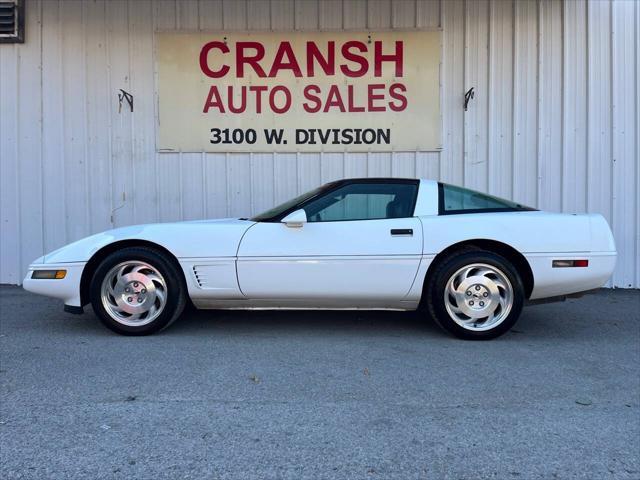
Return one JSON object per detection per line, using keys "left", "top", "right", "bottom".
{"left": 444, "top": 263, "right": 514, "bottom": 332}
{"left": 91, "top": 247, "right": 186, "bottom": 335}
{"left": 425, "top": 250, "right": 524, "bottom": 340}
{"left": 100, "top": 261, "right": 168, "bottom": 326}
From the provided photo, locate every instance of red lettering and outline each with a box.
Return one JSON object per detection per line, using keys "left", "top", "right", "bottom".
{"left": 236, "top": 42, "right": 267, "bottom": 77}
{"left": 389, "top": 83, "right": 407, "bottom": 111}
{"left": 199, "top": 41, "right": 230, "bottom": 78}
{"left": 340, "top": 41, "right": 368, "bottom": 77}
{"left": 346, "top": 85, "right": 365, "bottom": 112}
{"left": 374, "top": 41, "right": 403, "bottom": 77}
{"left": 227, "top": 86, "right": 246, "bottom": 114}
{"left": 367, "top": 84, "right": 386, "bottom": 112}
{"left": 323, "top": 85, "right": 346, "bottom": 112}
{"left": 306, "top": 41, "right": 335, "bottom": 77}
{"left": 202, "top": 85, "right": 225, "bottom": 113}
{"left": 303, "top": 85, "right": 322, "bottom": 113}
{"left": 249, "top": 85, "right": 268, "bottom": 113}
{"left": 269, "top": 86, "right": 292, "bottom": 114}
{"left": 269, "top": 41, "right": 303, "bottom": 77}
{"left": 201, "top": 39, "right": 406, "bottom": 80}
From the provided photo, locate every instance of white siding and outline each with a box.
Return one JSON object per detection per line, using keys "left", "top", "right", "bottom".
{"left": 0, "top": 0, "right": 638, "bottom": 288}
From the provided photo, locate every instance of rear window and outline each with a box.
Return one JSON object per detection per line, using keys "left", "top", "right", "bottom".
{"left": 439, "top": 183, "right": 535, "bottom": 214}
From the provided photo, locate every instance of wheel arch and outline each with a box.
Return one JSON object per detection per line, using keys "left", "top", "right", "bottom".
{"left": 80, "top": 239, "right": 187, "bottom": 306}
{"left": 422, "top": 239, "right": 534, "bottom": 300}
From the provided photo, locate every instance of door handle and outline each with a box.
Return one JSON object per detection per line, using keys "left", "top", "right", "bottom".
{"left": 390, "top": 228, "right": 413, "bottom": 236}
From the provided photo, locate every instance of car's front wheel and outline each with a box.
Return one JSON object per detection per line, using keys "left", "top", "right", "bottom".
{"left": 90, "top": 247, "right": 187, "bottom": 335}
{"left": 424, "top": 250, "right": 525, "bottom": 340}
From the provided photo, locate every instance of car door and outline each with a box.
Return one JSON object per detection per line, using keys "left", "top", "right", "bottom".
{"left": 236, "top": 180, "right": 423, "bottom": 304}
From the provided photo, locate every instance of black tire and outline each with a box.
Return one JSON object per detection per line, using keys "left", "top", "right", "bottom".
{"left": 90, "top": 247, "right": 187, "bottom": 336}
{"left": 423, "top": 250, "right": 525, "bottom": 340}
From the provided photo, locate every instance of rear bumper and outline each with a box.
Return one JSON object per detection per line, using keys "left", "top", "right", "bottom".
{"left": 23, "top": 262, "right": 86, "bottom": 308}
{"left": 527, "top": 252, "right": 616, "bottom": 300}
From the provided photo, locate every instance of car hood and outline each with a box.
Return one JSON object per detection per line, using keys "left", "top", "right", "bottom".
{"left": 42, "top": 218, "right": 256, "bottom": 264}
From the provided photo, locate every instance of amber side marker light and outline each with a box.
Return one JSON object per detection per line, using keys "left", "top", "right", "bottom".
{"left": 552, "top": 260, "right": 589, "bottom": 268}
{"left": 32, "top": 270, "right": 67, "bottom": 279}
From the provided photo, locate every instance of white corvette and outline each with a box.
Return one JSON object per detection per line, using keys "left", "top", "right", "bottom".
{"left": 23, "top": 178, "right": 616, "bottom": 339}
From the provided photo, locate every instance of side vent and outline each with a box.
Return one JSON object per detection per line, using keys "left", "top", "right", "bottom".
{"left": 0, "top": 1, "right": 24, "bottom": 44}
{"left": 193, "top": 266, "right": 205, "bottom": 288}
{"left": 191, "top": 263, "right": 236, "bottom": 292}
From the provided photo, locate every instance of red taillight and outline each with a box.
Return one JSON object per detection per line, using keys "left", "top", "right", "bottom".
{"left": 552, "top": 259, "right": 589, "bottom": 268}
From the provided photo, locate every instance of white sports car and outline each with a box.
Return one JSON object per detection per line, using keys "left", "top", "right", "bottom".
{"left": 23, "top": 178, "right": 616, "bottom": 339}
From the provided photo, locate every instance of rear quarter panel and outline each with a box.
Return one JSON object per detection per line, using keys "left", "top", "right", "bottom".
{"left": 421, "top": 211, "right": 593, "bottom": 253}
{"left": 419, "top": 211, "right": 616, "bottom": 300}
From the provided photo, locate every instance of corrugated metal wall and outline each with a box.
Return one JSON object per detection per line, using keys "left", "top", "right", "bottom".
{"left": 0, "top": 0, "right": 638, "bottom": 288}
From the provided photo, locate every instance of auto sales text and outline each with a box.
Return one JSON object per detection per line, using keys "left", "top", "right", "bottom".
{"left": 199, "top": 39, "right": 407, "bottom": 114}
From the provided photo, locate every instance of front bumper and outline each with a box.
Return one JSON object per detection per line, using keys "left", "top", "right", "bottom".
{"left": 23, "top": 262, "right": 86, "bottom": 308}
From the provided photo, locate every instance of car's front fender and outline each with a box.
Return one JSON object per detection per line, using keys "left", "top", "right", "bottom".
{"left": 42, "top": 219, "right": 256, "bottom": 264}
{"left": 24, "top": 219, "right": 256, "bottom": 308}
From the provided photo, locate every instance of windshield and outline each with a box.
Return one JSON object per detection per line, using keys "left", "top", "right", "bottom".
{"left": 250, "top": 183, "right": 335, "bottom": 221}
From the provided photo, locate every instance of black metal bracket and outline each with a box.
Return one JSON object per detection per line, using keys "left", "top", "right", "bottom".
{"left": 464, "top": 87, "right": 475, "bottom": 111}
{"left": 118, "top": 89, "right": 134, "bottom": 113}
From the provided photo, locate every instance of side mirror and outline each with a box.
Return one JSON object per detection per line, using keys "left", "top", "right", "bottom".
{"left": 281, "top": 209, "right": 307, "bottom": 228}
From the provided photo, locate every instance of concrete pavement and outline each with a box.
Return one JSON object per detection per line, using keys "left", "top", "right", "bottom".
{"left": 1, "top": 286, "right": 639, "bottom": 479}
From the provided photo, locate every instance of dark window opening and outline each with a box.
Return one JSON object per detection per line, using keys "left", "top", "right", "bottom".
{"left": 438, "top": 183, "right": 536, "bottom": 215}
{"left": 302, "top": 182, "right": 418, "bottom": 222}
{"left": 251, "top": 179, "right": 419, "bottom": 222}
{"left": 0, "top": 1, "right": 24, "bottom": 44}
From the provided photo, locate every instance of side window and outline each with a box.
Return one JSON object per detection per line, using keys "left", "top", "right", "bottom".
{"left": 440, "top": 183, "right": 531, "bottom": 213}
{"left": 303, "top": 182, "right": 418, "bottom": 222}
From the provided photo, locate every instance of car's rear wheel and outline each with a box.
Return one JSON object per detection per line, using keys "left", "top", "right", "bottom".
{"left": 424, "top": 250, "right": 524, "bottom": 340}
{"left": 90, "top": 247, "right": 186, "bottom": 335}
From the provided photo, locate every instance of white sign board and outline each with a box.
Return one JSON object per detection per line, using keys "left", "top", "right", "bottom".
{"left": 157, "top": 31, "right": 441, "bottom": 152}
